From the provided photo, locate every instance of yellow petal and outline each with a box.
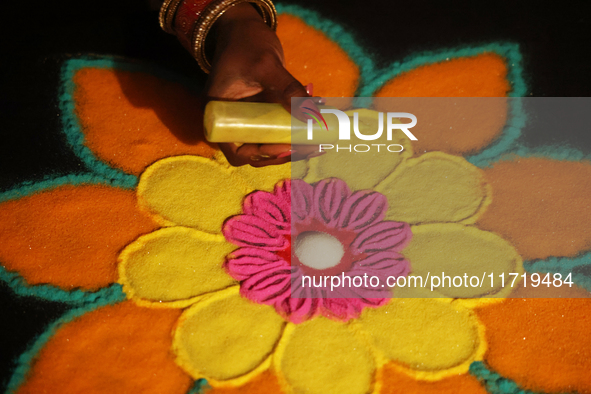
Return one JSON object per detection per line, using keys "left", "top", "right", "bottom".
{"left": 275, "top": 318, "right": 375, "bottom": 394}
{"left": 357, "top": 299, "right": 485, "bottom": 380}
{"left": 402, "top": 223, "right": 522, "bottom": 300}
{"left": 233, "top": 162, "right": 291, "bottom": 192}
{"left": 118, "top": 227, "right": 237, "bottom": 307}
{"left": 173, "top": 287, "right": 286, "bottom": 384}
{"left": 213, "top": 150, "right": 293, "bottom": 191}
{"left": 305, "top": 109, "right": 413, "bottom": 191}
{"left": 375, "top": 152, "right": 490, "bottom": 224}
{"left": 138, "top": 156, "right": 251, "bottom": 233}
{"left": 290, "top": 160, "right": 308, "bottom": 180}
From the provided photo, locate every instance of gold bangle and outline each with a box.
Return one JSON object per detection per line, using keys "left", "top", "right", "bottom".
{"left": 159, "top": 0, "right": 185, "bottom": 34}
{"left": 191, "top": 0, "right": 277, "bottom": 73}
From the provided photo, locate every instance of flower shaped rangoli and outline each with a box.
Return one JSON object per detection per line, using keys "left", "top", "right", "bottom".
{"left": 115, "top": 133, "right": 521, "bottom": 393}
{"left": 2, "top": 7, "right": 591, "bottom": 394}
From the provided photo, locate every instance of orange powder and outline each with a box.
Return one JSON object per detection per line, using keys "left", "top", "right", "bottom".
{"left": 478, "top": 158, "right": 591, "bottom": 260}
{"left": 74, "top": 68, "right": 217, "bottom": 175}
{"left": 376, "top": 53, "right": 510, "bottom": 98}
{"left": 277, "top": 14, "right": 359, "bottom": 107}
{"left": 379, "top": 363, "right": 488, "bottom": 394}
{"left": 18, "top": 302, "right": 191, "bottom": 394}
{"left": 375, "top": 54, "right": 511, "bottom": 155}
{"left": 476, "top": 298, "right": 591, "bottom": 393}
{"left": 0, "top": 185, "right": 159, "bottom": 290}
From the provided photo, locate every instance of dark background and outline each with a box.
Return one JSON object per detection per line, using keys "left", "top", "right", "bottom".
{"left": 0, "top": 0, "right": 590, "bottom": 388}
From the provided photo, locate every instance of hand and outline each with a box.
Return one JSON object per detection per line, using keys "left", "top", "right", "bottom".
{"left": 205, "top": 3, "right": 319, "bottom": 167}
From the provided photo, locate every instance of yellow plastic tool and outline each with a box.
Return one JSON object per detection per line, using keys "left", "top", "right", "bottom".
{"left": 203, "top": 101, "right": 338, "bottom": 144}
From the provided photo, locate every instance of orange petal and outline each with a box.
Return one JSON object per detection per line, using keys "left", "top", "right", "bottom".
{"left": 17, "top": 301, "right": 191, "bottom": 394}
{"left": 74, "top": 68, "right": 217, "bottom": 175}
{"left": 205, "top": 371, "right": 285, "bottom": 394}
{"left": 375, "top": 54, "right": 510, "bottom": 155}
{"left": 277, "top": 14, "right": 359, "bottom": 107}
{"left": 379, "top": 363, "right": 487, "bottom": 394}
{"left": 376, "top": 53, "right": 510, "bottom": 98}
{"left": 477, "top": 158, "right": 591, "bottom": 260}
{"left": 0, "top": 185, "right": 159, "bottom": 290}
{"left": 476, "top": 298, "right": 591, "bottom": 393}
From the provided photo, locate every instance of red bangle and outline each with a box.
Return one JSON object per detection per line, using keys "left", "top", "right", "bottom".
{"left": 160, "top": 0, "right": 277, "bottom": 73}
{"left": 173, "top": 0, "right": 216, "bottom": 53}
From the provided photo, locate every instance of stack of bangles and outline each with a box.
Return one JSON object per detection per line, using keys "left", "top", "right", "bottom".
{"left": 159, "top": 0, "right": 277, "bottom": 73}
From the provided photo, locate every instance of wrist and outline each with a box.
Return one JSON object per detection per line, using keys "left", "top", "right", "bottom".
{"left": 212, "top": 3, "right": 267, "bottom": 43}
{"left": 216, "top": 3, "right": 264, "bottom": 27}
{"left": 160, "top": 0, "right": 277, "bottom": 73}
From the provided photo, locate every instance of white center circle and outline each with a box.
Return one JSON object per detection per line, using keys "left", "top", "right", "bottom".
{"left": 294, "top": 231, "right": 345, "bottom": 270}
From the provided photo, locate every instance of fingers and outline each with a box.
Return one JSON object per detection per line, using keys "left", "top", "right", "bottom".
{"left": 218, "top": 143, "right": 290, "bottom": 167}
{"left": 218, "top": 143, "right": 323, "bottom": 167}
{"left": 255, "top": 64, "right": 318, "bottom": 118}
{"left": 205, "top": 42, "right": 325, "bottom": 167}
{"left": 205, "top": 73, "right": 263, "bottom": 102}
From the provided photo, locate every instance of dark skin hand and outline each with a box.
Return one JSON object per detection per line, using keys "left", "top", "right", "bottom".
{"left": 206, "top": 3, "right": 319, "bottom": 167}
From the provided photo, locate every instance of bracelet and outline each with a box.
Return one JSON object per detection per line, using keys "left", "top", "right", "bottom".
{"left": 159, "top": 0, "right": 188, "bottom": 34}
{"left": 159, "top": 0, "right": 277, "bottom": 74}
{"left": 191, "top": 0, "right": 277, "bottom": 73}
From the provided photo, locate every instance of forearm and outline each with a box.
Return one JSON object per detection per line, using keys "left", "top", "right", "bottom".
{"left": 157, "top": 0, "right": 317, "bottom": 166}
{"left": 160, "top": 0, "right": 276, "bottom": 73}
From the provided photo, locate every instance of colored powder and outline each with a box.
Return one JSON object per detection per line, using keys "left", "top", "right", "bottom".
{"left": 277, "top": 14, "right": 359, "bottom": 107}
{"left": 206, "top": 365, "right": 488, "bottom": 394}
{"left": 73, "top": 68, "right": 217, "bottom": 175}
{"left": 205, "top": 371, "right": 284, "bottom": 394}
{"left": 477, "top": 158, "right": 591, "bottom": 260}
{"left": 476, "top": 298, "right": 591, "bottom": 393}
{"left": 379, "top": 362, "right": 488, "bottom": 394}
{"left": 375, "top": 54, "right": 511, "bottom": 155}
{"left": 509, "top": 273, "right": 591, "bottom": 298}
{"left": 0, "top": 185, "right": 159, "bottom": 290}
{"left": 17, "top": 302, "right": 191, "bottom": 394}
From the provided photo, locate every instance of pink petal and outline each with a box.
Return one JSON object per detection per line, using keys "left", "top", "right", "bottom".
{"left": 273, "top": 180, "right": 291, "bottom": 211}
{"left": 351, "top": 221, "right": 411, "bottom": 254}
{"left": 276, "top": 295, "right": 321, "bottom": 324}
{"left": 273, "top": 271, "right": 323, "bottom": 323}
{"left": 291, "top": 180, "right": 314, "bottom": 224}
{"left": 350, "top": 250, "right": 411, "bottom": 278}
{"left": 338, "top": 191, "right": 388, "bottom": 231}
{"left": 321, "top": 296, "right": 388, "bottom": 321}
{"left": 313, "top": 179, "right": 351, "bottom": 228}
{"left": 224, "top": 247, "right": 289, "bottom": 281}
{"left": 240, "top": 266, "right": 293, "bottom": 304}
{"left": 223, "top": 214, "right": 288, "bottom": 250}
{"left": 325, "top": 278, "right": 392, "bottom": 300}
{"left": 243, "top": 188, "right": 290, "bottom": 234}
{"left": 321, "top": 298, "right": 362, "bottom": 320}
{"left": 289, "top": 272, "right": 318, "bottom": 300}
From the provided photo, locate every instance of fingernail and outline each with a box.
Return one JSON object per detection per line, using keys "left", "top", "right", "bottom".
{"left": 305, "top": 83, "right": 314, "bottom": 96}
{"left": 277, "top": 150, "right": 294, "bottom": 159}
{"left": 299, "top": 99, "right": 319, "bottom": 119}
